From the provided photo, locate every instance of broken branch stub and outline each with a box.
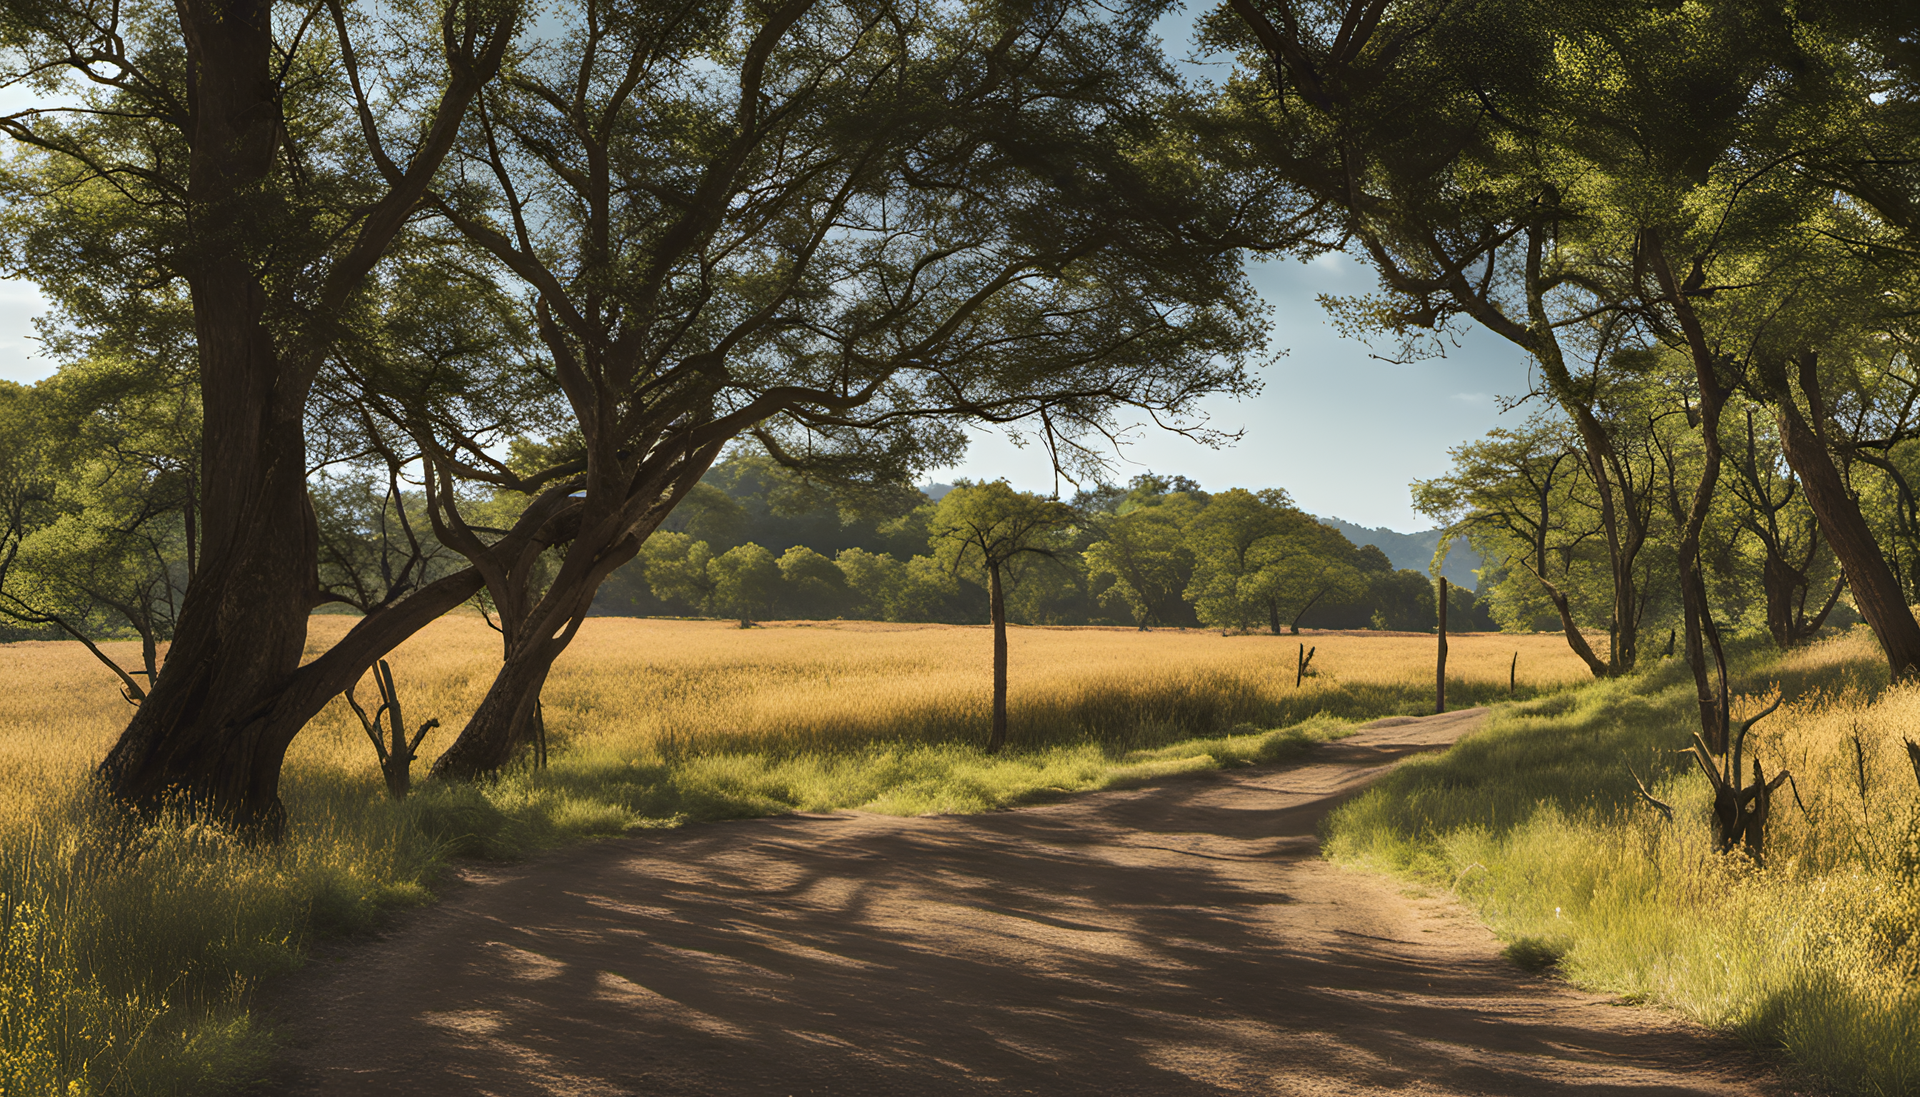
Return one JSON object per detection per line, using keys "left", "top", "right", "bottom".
{"left": 1677, "top": 692, "right": 1796, "bottom": 866}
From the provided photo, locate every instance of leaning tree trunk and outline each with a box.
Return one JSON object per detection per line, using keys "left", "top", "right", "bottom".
{"left": 429, "top": 636, "right": 561, "bottom": 781}
{"left": 102, "top": 563, "right": 486, "bottom": 830}
{"left": 987, "top": 560, "right": 1009, "bottom": 755}
{"left": 429, "top": 571, "right": 589, "bottom": 782}
{"left": 1760, "top": 352, "right": 1920, "bottom": 681}
{"left": 1650, "top": 237, "right": 1732, "bottom": 748}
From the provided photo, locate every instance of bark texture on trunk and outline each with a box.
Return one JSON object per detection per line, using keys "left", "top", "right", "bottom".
{"left": 105, "top": 565, "right": 484, "bottom": 829}
{"left": 429, "top": 640, "right": 560, "bottom": 781}
{"left": 987, "top": 562, "right": 1009, "bottom": 755}
{"left": 1648, "top": 236, "right": 1732, "bottom": 748}
{"left": 426, "top": 435, "right": 724, "bottom": 782}
{"left": 1761, "top": 353, "right": 1920, "bottom": 680}
{"left": 429, "top": 532, "right": 640, "bottom": 782}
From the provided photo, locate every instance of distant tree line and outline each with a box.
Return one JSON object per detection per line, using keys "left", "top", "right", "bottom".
{"left": 590, "top": 456, "right": 1490, "bottom": 632}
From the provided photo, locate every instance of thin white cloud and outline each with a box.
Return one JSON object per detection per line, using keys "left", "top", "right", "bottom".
{"left": 0, "top": 278, "right": 50, "bottom": 384}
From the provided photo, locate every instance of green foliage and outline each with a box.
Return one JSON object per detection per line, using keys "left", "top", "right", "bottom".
{"left": 708, "top": 544, "right": 780, "bottom": 626}
{"left": 928, "top": 480, "right": 1078, "bottom": 589}
{"left": 1184, "top": 488, "right": 1372, "bottom": 635}
{"left": 605, "top": 456, "right": 1474, "bottom": 631}
{"left": 0, "top": 356, "right": 198, "bottom": 679}
{"left": 1085, "top": 489, "right": 1203, "bottom": 627}
{"left": 774, "top": 546, "right": 847, "bottom": 619}
{"left": 1417, "top": 417, "right": 1647, "bottom": 641}
{"left": 638, "top": 533, "right": 719, "bottom": 615}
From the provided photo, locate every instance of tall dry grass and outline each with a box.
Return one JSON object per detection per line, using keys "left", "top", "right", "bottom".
{"left": 0, "top": 615, "right": 1585, "bottom": 1094}
{"left": 290, "top": 616, "right": 1592, "bottom": 766}
{"left": 1328, "top": 625, "right": 1920, "bottom": 1095}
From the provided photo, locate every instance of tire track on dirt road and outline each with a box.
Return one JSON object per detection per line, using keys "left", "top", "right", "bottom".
{"left": 269, "top": 707, "right": 1794, "bottom": 1096}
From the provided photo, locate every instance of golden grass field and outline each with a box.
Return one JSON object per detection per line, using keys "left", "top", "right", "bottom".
{"left": 5, "top": 615, "right": 1596, "bottom": 803}
{"left": 308, "top": 615, "right": 1597, "bottom": 768}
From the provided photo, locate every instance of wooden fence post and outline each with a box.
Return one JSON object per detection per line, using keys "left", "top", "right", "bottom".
{"left": 1436, "top": 577, "right": 1449, "bottom": 715}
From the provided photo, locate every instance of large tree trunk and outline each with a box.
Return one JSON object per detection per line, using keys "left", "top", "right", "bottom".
{"left": 93, "top": 0, "right": 314, "bottom": 828}
{"left": 1761, "top": 553, "right": 1805, "bottom": 649}
{"left": 987, "top": 561, "right": 1009, "bottom": 755}
{"left": 428, "top": 552, "right": 622, "bottom": 782}
{"left": 103, "top": 563, "right": 485, "bottom": 829}
{"left": 428, "top": 636, "right": 561, "bottom": 781}
{"left": 1761, "top": 353, "right": 1920, "bottom": 680}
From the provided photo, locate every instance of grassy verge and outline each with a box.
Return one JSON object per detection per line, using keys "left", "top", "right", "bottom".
{"left": 1324, "top": 626, "right": 1920, "bottom": 1095}
{"left": 2, "top": 712, "right": 1356, "bottom": 1096}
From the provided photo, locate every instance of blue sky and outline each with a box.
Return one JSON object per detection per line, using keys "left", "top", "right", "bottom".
{"left": 924, "top": 251, "right": 1538, "bottom": 530}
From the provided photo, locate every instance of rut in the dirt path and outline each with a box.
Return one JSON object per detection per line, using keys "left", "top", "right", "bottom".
{"left": 269, "top": 708, "right": 1795, "bottom": 1097}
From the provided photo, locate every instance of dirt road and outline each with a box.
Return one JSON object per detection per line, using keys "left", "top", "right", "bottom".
{"left": 270, "top": 709, "right": 1789, "bottom": 1096}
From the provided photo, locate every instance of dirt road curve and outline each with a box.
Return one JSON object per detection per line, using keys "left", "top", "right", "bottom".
{"left": 270, "top": 709, "right": 1791, "bottom": 1096}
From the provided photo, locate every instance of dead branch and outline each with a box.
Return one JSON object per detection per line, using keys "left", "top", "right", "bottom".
{"left": 1623, "top": 755, "right": 1673, "bottom": 822}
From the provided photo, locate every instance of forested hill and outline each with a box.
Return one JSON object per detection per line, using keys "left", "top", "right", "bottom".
{"left": 1318, "top": 518, "right": 1481, "bottom": 591}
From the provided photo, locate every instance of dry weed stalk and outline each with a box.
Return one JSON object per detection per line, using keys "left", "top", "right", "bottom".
{"left": 346, "top": 659, "right": 438, "bottom": 799}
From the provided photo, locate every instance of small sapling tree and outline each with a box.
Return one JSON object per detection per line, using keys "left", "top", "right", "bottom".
{"left": 932, "top": 481, "right": 1076, "bottom": 754}
{"left": 346, "top": 660, "right": 440, "bottom": 800}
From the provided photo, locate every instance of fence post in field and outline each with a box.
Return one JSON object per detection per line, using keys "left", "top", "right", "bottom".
{"left": 1436, "top": 577, "right": 1448, "bottom": 715}
{"left": 1509, "top": 651, "right": 1517, "bottom": 694}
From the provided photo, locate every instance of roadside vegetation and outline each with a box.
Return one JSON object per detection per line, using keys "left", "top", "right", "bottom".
{"left": 1328, "top": 626, "right": 1919, "bottom": 1095}
{"left": 0, "top": 620, "right": 1581, "bottom": 1095}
